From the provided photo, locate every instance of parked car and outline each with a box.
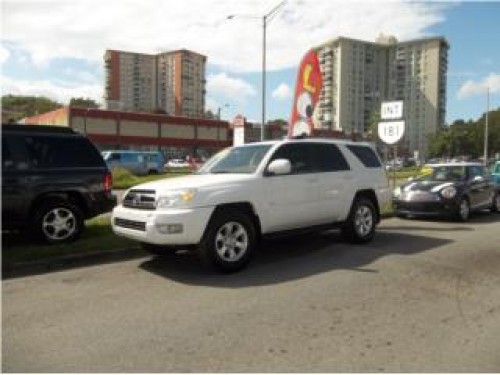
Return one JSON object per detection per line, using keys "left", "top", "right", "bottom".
{"left": 166, "top": 159, "right": 190, "bottom": 168}
{"left": 491, "top": 160, "right": 500, "bottom": 187}
{"left": 102, "top": 150, "right": 148, "bottom": 175}
{"left": 393, "top": 162, "right": 500, "bottom": 221}
{"left": 142, "top": 151, "right": 165, "bottom": 174}
{"left": 386, "top": 159, "right": 403, "bottom": 171}
{"left": 112, "top": 138, "right": 391, "bottom": 272}
{"left": 2, "top": 124, "right": 117, "bottom": 243}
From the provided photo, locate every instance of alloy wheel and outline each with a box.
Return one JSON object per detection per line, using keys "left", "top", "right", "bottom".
{"left": 214, "top": 221, "right": 249, "bottom": 262}
{"left": 354, "top": 205, "right": 374, "bottom": 238}
{"left": 42, "top": 207, "right": 77, "bottom": 241}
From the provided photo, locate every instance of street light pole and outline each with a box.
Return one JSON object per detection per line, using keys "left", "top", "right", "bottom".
{"left": 262, "top": 16, "right": 266, "bottom": 141}
{"left": 227, "top": 1, "right": 286, "bottom": 141}
{"left": 484, "top": 86, "right": 490, "bottom": 166}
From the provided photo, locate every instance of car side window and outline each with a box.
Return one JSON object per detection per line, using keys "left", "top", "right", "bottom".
{"left": 468, "top": 166, "right": 485, "bottom": 180}
{"left": 269, "top": 143, "right": 315, "bottom": 174}
{"left": 23, "top": 135, "right": 103, "bottom": 168}
{"left": 313, "top": 143, "right": 350, "bottom": 172}
{"left": 108, "top": 153, "right": 120, "bottom": 162}
{"left": 346, "top": 145, "right": 381, "bottom": 168}
{"left": 2, "top": 137, "right": 14, "bottom": 170}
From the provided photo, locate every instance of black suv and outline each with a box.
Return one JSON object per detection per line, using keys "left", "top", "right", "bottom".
{"left": 2, "top": 124, "right": 117, "bottom": 243}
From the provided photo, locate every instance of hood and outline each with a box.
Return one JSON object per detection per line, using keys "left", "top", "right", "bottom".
{"left": 401, "top": 180, "right": 458, "bottom": 193}
{"left": 128, "top": 173, "right": 255, "bottom": 194}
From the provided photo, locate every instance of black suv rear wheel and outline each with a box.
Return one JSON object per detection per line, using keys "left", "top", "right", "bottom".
{"left": 32, "top": 199, "right": 84, "bottom": 244}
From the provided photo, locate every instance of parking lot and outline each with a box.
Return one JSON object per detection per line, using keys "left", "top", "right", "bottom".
{"left": 3, "top": 214, "right": 500, "bottom": 372}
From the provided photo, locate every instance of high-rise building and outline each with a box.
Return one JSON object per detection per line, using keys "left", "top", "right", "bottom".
{"left": 314, "top": 35, "right": 448, "bottom": 159}
{"left": 104, "top": 49, "right": 206, "bottom": 118}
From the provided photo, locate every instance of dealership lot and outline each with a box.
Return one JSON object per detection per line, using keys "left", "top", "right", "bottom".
{"left": 3, "top": 215, "right": 500, "bottom": 372}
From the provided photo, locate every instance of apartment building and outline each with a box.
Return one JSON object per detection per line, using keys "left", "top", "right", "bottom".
{"left": 314, "top": 35, "right": 448, "bottom": 159}
{"left": 104, "top": 49, "right": 206, "bottom": 118}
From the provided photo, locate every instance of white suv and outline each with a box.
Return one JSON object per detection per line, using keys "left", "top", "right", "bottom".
{"left": 112, "top": 138, "right": 390, "bottom": 272}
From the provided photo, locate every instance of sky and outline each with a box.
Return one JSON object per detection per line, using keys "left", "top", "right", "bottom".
{"left": 1, "top": 0, "right": 499, "bottom": 124}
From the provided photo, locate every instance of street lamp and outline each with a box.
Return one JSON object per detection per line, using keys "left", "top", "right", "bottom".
{"left": 227, "top": 1, "right": 286, "bottom": 141}
{"left": 484, "top": 86, "right": 490, "bottom": 166}
{"left": 217, "top": 104, "right": 230, "bottom": 147}
{"left": 217, "top": 103, "right": 230, "bottom": 120}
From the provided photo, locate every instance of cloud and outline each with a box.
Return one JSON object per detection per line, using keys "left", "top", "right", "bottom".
{"left": 272, "top": 83, "right": 292, "bottom": 100}
{"left": 2, "top": 0, "right": 453, "bottom": 72}
{"left": 0, "top": 45, "right": 10, "bottom": 64}
{"left": 457, "top": 73, "right": 500, "bottom": 99}
{"left": 206, "top": 73, "right": 256, "bottom": 102}
{"left": 1, "top": 75, "right": 103, "bottom": 105}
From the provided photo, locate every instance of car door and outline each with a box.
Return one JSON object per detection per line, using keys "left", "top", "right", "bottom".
{"left": 467, "top": 165, "right": 491, "bottom": 208}
{"left": 312, "top": 143, "right": 353, "bottom": 222}
{"left": 262, "top": 143, "right": 325, "bottom": 232}
{"left": 1, "top": 135, "right": 31, "bottom": 227}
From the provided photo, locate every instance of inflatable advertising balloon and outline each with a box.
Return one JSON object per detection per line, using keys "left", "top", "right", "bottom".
{"left": 288, "top": 49, "right": 323, "bottom": 138}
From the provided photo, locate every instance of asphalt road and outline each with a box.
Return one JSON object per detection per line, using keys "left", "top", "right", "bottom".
{"left": 3, "top": 214, "right": 500, "bottom": 372}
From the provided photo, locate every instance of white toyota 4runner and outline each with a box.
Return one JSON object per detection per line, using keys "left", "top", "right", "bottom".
{"left": 112, "top": 138, "right": 390, "bottom": 272}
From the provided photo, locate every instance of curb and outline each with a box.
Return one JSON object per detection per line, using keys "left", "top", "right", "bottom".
{"left": 2, "top": 247, "right": 147, "bottom": 280}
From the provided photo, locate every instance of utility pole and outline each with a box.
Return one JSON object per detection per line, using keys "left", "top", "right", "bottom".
{"left": 484, "top": 87, "right": 490, "bottom": 166}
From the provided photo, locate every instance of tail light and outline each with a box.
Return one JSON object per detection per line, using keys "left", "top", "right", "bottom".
{"left": 104, "top": 172, "right": 113, "bottom": 193}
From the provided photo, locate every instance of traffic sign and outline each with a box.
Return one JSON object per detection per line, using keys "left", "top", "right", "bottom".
{"left": 378, "top": 120, "right": 405, "bottom": 144}
{"left": 381, "top": 101, "right": 404, "bottom": 120}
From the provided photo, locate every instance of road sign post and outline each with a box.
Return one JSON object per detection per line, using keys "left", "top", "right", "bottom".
{"left": 378, "top": 101, "right": 405, "bottom": 188}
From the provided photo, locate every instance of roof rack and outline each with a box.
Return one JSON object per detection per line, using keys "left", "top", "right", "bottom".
{"left": 290, "top": 133, "right": 309, "bottom": 139}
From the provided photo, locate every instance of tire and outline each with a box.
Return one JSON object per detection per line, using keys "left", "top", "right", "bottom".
{"left": 32, "top": 198, "right": 84, "bottom": 244}
{"left": 198, "top": 209, "right": 256, "bottom": 273}
{"left": 342, "top": 197, "right": 377, "bottom": 243}
{"left": 141, "top": 242, "right": 178, "bottom": 256}
{"left": 456, "top": 197, "right": 470, "bottom": 222}
{"left": 491, "top": 192, "right": 500, "bottom": 213}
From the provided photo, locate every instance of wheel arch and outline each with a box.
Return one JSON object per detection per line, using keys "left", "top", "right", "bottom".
{"left": 29, "top": 191, "right": 89, "bottom": 218}
{"left": 352, "top": 189, "right": 380, "bottom": 223}
{"left": 208, "top": 202, "right": 262, "bottom": 239}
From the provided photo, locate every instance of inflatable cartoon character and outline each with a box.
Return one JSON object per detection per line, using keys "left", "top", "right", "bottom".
{"left": 288, "top": 49, "right": 322, "bottom": 138}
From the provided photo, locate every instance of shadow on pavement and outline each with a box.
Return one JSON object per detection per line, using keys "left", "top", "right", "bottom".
{"left": 139, "top": 229, "right": 452, "bottom": 288}
{"left": 384, "top": 211, "right": 500, "bottom": 231}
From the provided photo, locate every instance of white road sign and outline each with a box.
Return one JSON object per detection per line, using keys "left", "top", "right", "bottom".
{"left": 381, "top": 101, "right": 404, "bottom": 120}
{"left": 378, "top": 121, "right": 405, "bottom": 144}
{"left": 233, "top": 126, "right": 245, "bottom": 146}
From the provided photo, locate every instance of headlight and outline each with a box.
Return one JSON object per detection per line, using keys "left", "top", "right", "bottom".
{"left": 393, "top": 186, "right": 402, "bottom": 198}
{"left": 156, "top": 189, "right": 197, "bottom": 208}
{"left": 440, "top": 186, "right": 457, "bottom": 199}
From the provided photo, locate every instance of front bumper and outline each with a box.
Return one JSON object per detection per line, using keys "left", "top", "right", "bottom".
{"left": 393, "top": 199, "right": 458, "bottom": 218}
{"left": 112, "top": 204, "right": 214, "bottom": 245}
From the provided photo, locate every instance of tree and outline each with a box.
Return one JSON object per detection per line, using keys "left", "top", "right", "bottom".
{"left": 428, "top": 108, "right": 500, "bottom": 160}
{"left": 1, "top": 95, "right": 62, "bottom": 122}
{"left": 69, "top": 97, "right": 99, "bottom": 109}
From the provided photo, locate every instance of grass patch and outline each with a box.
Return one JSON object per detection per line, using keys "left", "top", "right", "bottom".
{"left": 111, "top": 167, "right": 192, "bottom": 190}
{"left": 2, "top": 216, "right": 137, "bottom": 265}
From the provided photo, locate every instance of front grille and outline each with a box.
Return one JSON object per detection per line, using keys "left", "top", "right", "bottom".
{"left": 114, "top": 218, "right": 146, "bottom": 231}
{"left": 123, "top": 189, "right": 156, "bottom": 210}
{"left": 400, "top": 191, "right": 439, "bottom": 202}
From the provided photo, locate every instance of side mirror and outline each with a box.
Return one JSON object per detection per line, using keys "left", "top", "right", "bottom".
{"left": 472, "top": 175, "right": 484, "bottom": 183}
{"left": 266, "top": 159, "right": 291, "bottom": 176}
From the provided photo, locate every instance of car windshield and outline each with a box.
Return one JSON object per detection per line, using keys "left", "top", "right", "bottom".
{"left": 416, "top": 165, "right": 466, "bottom": 182}
{"left": 197, "top": 145, "right": 272, "bottom": 174}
